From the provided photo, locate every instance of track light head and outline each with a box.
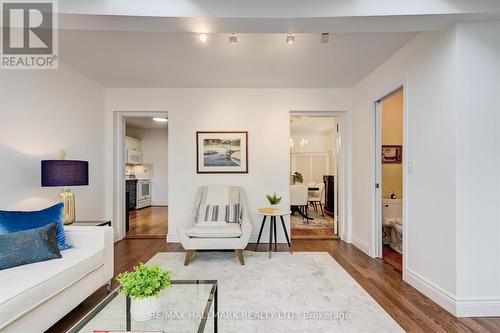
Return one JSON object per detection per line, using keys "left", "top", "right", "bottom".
{"left": 320, "top": 33, "right": 330, "bottom": 44}
{"left": 199, "top": 34, "right": 208, "bottom": 42}
{"left": 229, "top": 33, "right": 238, "bottom": 45}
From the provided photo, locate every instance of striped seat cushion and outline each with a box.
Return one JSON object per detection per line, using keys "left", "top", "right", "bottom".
{"left": 197, "top": 203, "right": 241, "bottom": 224}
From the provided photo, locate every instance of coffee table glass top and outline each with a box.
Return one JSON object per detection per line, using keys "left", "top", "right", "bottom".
{"left": 67, "top": 280, "right": 218, "bottom": 333}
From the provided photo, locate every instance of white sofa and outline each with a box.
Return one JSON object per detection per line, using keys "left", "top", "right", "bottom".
{"left": 0, "top": 226, "right": 114, "bottom": 333}
{"left": 177, "top": 185, "right": 252, "bottom": 265}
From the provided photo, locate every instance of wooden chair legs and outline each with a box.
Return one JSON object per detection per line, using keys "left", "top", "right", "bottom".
{"left": 319, "top": 202, "right": 325, "bottom": 216}
{"left": 184, "top": 250, "right": 194, "bottom": 266}
{"left": 235, "top": 249, "right": 245, "bottom": 265}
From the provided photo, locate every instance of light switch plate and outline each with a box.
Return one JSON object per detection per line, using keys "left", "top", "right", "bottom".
{"left": 408, "top": 160, "right": 415, "bottom": 174}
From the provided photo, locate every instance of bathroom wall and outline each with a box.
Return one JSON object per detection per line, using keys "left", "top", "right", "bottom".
{"left": 381, "top": 90, "right": 403, "bottom": 198}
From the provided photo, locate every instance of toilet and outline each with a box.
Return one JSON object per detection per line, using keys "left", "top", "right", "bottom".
{"left": 382, "top": 199, "right": 403, "bottom": 254}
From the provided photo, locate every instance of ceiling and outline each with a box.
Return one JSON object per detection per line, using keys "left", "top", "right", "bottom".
{"left": 58, "top": 1, "right": 500, "bottom": 33}
{"left": 59, "top": 31, "right": 417, "bottom": 88}
{"left": 125, "top": 117, "right": 168, "bottom": 129}
{"left": 291, "top": 116, "right": 336, "bottom": 133}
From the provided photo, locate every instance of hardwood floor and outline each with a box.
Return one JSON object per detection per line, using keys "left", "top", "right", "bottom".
{"left": 126, "top": 206, "right": 168, "bottom": 238}
{"left": 47, "top": 239, "right": 500, "bottom": 333}
{"left": 291, "top": 228, "right": 338, "bottom": 239}
{"left": 383, "top": 244, "right": 403, "bottom": 272}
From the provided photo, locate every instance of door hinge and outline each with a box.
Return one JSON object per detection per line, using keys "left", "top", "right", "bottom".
{"left": 336, "top": 123, "right": 339, "bottom": 132}
{"left": 375, "top": 183, "right": 380, "bottom": 189}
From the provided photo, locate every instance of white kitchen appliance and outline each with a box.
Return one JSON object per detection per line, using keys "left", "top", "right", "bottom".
{"left": 127, "top": 149, "right": 143, "bottom": 165}
{"left": 136, "top": 179, "right": 152, "bottom": 209}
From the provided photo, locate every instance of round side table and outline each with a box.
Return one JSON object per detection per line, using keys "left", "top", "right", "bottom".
{"left": 256, "top": 209, "right": 293, "bottom": 258}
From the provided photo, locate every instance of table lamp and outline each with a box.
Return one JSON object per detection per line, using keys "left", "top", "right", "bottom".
{"left": 41, "top": 160, "right": 89, "bottom": 224}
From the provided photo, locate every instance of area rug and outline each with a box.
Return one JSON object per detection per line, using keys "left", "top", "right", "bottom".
{"left": 291, "top": 211, "right": 334, "bottom": 230}
{"left": 145, "top": 251, "right": 403, "bottom": 333}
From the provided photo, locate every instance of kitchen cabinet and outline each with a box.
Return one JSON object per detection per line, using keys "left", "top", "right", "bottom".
{"left": 126, "top": 136, "right": 143, "bottom": 165}
{"left": 125, "top": 136, "right": 141, "bottom": 151}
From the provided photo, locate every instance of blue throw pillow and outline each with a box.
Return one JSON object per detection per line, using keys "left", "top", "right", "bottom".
{"left": 0, "top": 223, "right": 62, "bottom": 270}
{"left": 0, "top": 203, "right": 71, "bottom": 251}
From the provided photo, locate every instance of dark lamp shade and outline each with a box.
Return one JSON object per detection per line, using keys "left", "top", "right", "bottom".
{"left": 41, "top": 160, "right": 89, "bottom": 187}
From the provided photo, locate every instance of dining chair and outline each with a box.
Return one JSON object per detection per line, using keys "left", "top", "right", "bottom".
{"left": 290, "top": 184, "right": 311, "bottom": 222}
{"left": 308, "top": 182, "right": 325, "bottom": 216}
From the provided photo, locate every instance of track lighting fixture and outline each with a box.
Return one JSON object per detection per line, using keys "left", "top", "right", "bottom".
{"left": 229, "top": 33, "right": 238, "bottom": 45}
{"left": 320, "top": 33, "right": 330, "bottom": 44}
{"left": 199, "top": 34, "right": 208, "bottom": 42}
{"left": 286, "top": 33, "right": 295, "bottom": 44}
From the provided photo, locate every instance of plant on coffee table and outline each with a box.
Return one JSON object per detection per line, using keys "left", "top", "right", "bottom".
{"left": 117, "top": 263, "right": 173, "bottom": 321}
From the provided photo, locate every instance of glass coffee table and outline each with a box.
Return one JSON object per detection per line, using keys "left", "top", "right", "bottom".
{"left": 67, "top": 280, "right": 218, "bottom": 333}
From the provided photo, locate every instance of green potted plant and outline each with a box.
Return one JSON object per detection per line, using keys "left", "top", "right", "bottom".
{"left": 116, "top": 263, "right": 173, "bottom": 321}
{"left": 266, "top": 192, "right": 282, "bottom": 205}
{"left": 291, "top": 171, "right": 303, "bottom": 185}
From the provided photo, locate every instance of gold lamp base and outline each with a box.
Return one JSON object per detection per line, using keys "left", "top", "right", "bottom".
{"left": 60, "top": 188, "right": 75, "bottom": 225}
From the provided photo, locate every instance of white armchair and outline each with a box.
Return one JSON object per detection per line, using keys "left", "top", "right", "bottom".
{"left": 177, "top": 185, "right": 252, "bottom": 265}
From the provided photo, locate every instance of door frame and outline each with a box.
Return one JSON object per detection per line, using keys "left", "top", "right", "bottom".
{"left": 113, "top": 111, "right": 169, "bottom": 241}
{"left": 372, "top": 85, "right": 408, "bottom": 266}
{"left": 289, "top": 110, "right": 350, "bottom": 241}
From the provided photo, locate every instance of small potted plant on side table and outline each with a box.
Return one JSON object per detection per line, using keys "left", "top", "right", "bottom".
{"left": 117, "top": 263, "right": 173, "bottom": 321}
{"left": 263, "top": 192, "right": 281, "bottom": 213}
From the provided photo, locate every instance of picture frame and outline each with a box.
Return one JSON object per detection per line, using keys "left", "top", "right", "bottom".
{"left": 196, "top": 131, "right": 248, "bottom": 174}
{"left": 381, "top": 145, "right": 402, "bottom": 163}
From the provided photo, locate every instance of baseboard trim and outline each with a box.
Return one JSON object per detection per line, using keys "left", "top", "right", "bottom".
{"left": 166, "top": 232, "right": 178, "bottom": 243}
{"left": 456, "top": 298, "right": 500, "bottom": 317}
{"left": 151, "top": 202, "right": 168, "bottom": 206}
{"left": 249, "top": 232, "right": 286, "bottom": 244}
{"left": 341, "top": 232, "right": 351, "bottom": 243}
{"left": 351, "top": 235, "right": 370, "bottom": 256}
{"left": 404, "top": 268, "right": 457, "bottom": 315}
{"left": 405, "top": 268, "right": 500, "bottom": 317}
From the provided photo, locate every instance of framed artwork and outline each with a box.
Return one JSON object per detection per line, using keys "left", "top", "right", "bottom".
{"left": 196, "top": 131, "right": 248, "bottom": 173}
{"left": 382, "top": 145, "right": 402, "bottom": 163}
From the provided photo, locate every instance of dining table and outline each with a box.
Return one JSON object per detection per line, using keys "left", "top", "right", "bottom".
{"left": 289, "top": 186, "right": 320, "bottom": 221}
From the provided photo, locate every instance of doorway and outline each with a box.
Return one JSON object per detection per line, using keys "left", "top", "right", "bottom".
{"left": 114, "top": 112, "right": 169, "bottom": 240}
{"left": 289, "top": 112, "right": 346, "bottom": 240}
{"left": 374, "top": 88, "right": 404, "bottom": 272}
{"left": 124, "top": 116, "right": 168, "bottom": 238}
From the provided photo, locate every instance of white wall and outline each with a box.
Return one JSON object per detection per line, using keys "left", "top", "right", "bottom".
{"left": 105, "top": 89, "right": 351, "bottom": 242}
{"left": 127, "top": 127, "right": 169, "bottom": 205}
{"left": 351, "top": 21, "right": 500, "bottom": 316}
{"left": 455, "top": 21, "right": 500, "bottom": 315}
{"left": 0, "top": 63, "right": 107, "bottom": 220}
{"left": 352, "top": 26, "right": 459, "bottom": 311}
{"left": 290, "top": 130, "right": 334, "bottom": 153}
{"left": 290, "top": 129, "right": 336, "bottom": 185}
{"left": 352, "top": 28, "right": 458, "bottom": 284}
